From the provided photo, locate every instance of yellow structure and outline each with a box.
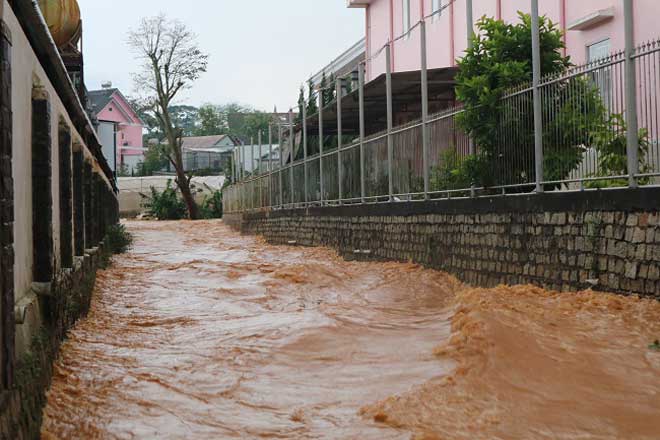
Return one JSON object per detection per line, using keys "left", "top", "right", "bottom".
{"left": 37, "top": 0, "right": 81, "bottom": 48}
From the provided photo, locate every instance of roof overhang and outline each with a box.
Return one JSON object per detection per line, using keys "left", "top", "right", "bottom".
{"left": 568, "top": 8, "right": 615, "bottom": 31}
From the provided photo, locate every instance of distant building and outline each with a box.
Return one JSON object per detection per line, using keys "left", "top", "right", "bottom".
{"left": 180, "top": 134, "right": 242, "bottom": 173}
{"left": 88, "top": 86, "right": 145, "bottom": 174}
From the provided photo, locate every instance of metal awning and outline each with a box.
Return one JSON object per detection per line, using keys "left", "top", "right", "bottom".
{"left": 300, "top": 66, "right": 458, "bottom": 137}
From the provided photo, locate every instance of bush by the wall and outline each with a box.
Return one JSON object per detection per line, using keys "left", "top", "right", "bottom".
{"left": 105, "top": 224, "right": 134, "bottom": 254}
{"left": 141, "top": 181, "right": 188, "bottom": 220}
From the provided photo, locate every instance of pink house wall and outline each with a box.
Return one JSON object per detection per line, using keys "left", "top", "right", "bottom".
{"left": 95, "top": 92, "right": 144, "bottom": 166}
{"left": 355, "top": 0, "right": 657, "bottom": 81}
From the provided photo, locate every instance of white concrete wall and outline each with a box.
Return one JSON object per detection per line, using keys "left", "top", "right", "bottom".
{"left": 4, "top": 0, "right": 114, "bottom": 306}
{"left": 118, "top": 176, "right": 225, "bottom": 217}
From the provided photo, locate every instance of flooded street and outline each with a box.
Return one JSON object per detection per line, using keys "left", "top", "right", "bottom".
{"left": 42, "top": 220, "right": 660, "bottom": 439}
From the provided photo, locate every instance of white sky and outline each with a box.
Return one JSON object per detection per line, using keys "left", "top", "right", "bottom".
{"left": 78, "top": 0, "right": 365, "bottom": 112}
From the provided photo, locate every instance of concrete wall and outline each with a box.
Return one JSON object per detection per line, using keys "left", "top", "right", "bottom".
{"left": 360, "top": 0, "right": 658, "bottom": 81}
{"left": 225, "top": 187, "right": 660, "bottom": 300}
{"left": 118, "top": 175, "right": 226, "bottom": 217}
{"left": 0, "top": 1, "right": 119, "bottom": 436}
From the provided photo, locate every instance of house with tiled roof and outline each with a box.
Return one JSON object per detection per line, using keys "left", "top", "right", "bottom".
{"left": 88, "top": 85, "right": 145, "bottom": 173}
{"left": 180, "top": 134, "right": 242, "bottom": 173}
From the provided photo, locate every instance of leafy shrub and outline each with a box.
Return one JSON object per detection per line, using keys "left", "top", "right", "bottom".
{"left": 587, "top": 113, "right": 651, "bottom": 188}
{"left": 200, "top": 190, "right": 223, "bottom": 219}
{"left": 429, "top": 149, "right": 491, "bottom": 192}
{"left": 105, "top": 224, "right": 133, "bottom": 254}
{"left": 141, "top": 181, "right": 188, "bottom": 220}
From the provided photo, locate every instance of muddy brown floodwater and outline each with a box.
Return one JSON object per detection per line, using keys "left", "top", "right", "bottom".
{"left": 42, "top": 220, "right": 660, "bottom": 440}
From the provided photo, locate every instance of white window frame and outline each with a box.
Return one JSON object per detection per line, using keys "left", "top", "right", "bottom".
{"left": 402, "top": 0, "right": 411, "bottom": 38}
{"left": 587, "top": 39, "right": 612, "bottom": 110}
{"left": 432, "top": 0, "right": 443, "bottom": 22}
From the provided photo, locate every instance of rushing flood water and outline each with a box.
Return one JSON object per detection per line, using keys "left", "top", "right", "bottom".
{"left": 42, "top": 220, "right": 660, "bottom": 439}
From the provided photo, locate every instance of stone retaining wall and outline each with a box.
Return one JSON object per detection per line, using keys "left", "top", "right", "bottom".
{"left": 225, "top": 188, "right": 660, "bottom": 299}
{"left": 0, "top": 244, "right": 107, "bottom": 440}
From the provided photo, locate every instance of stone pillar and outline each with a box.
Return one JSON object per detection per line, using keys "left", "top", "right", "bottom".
{"left": 32, "top": 85, "right": 53, "bottom": 284}
{"left": 73, "top": 150, "right": 84, "bottom": 256}
{"left": 0, "top": 19, "right": 14, "bottom": 389}
{"left": 58, "top": 122, "right": 73, "bottom": 268}
{"left": 83, "top": 161, "right": 93, "bottom": 248}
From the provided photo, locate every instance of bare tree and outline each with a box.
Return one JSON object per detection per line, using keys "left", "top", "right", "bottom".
{"left": 128, "top": 15, "right": 208, "bottom": 219}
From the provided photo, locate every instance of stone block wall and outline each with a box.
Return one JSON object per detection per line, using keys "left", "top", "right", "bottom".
{"left": 225, "top": 188, "right": 660, "bottom": 299}
{"left": 0, "top": 245, "right": 107, "bottom": 440}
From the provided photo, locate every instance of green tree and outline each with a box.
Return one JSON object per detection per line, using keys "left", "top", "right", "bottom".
{"left": 306, "top": 79, "right": 318, "bottom": 116}
{"left": 455, "top": 13, "right": 604, "bottom": 188}
{"left": 295, "top": 85, "right": 305, "bottom": 125}
{"left": 195, "top": 104, "right": 226, "bottom": 136}
{"left": 169, "top": 105, "right": 200, "bottom": 137}
{"left": 129, "top": 14, "right": 208, "bottom": 219}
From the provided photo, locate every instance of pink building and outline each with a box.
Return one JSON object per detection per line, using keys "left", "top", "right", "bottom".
{"left": 89, "top": 86, "right": 145, "bottom": 173}
{"left": 348, "top": 0, "right": 658, "bottom": 82}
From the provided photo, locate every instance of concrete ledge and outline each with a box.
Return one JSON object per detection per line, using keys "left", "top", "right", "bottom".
{"left": 240, "top": 187, "right": 660, "bottom": 221}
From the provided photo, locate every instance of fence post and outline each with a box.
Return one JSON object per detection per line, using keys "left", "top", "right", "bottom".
{"left": 420, "top": 20, "right": 430, "bottom": 199}
{"left": 359, "top": 62, "right": 366, "bottom": 203}
{"left": 232, "top": 147, "right": 237, "bottom": 183}
{"left": 238, "top": 144, "right": 243, "bottom": 181}
{"left": 319, "top": 89, "right": 325, "bottom": 205}
{"left": 289, "top": 110, "right": 294, "bottom": 207}
{"left": 466, "top": 0, "right": 474, "bottom": 47}
{"left": 268, "top": 124, "right": 273, "bottom": 207}
{"left": 302, "top": 97, "right": 308, "bottom": 204}
{"left": 336, "top": 77, "right": 343, "bottom": 204}
{"left": 386, "top": 43, "right": 394, "bottom": 201}
{"left": 624, "top": 0, "right": 639, "bottom": 188}
{"left": 258, "top": 131, "right": 263, "bottom": 175}
{"left": 531, "top": 0, "right": 544, "bottom": 193}
{"left": 258, "top": 131, "right": 263, "bottom": 208}
{"left": 278, "top": 123, "right": 284, "bottom": 208}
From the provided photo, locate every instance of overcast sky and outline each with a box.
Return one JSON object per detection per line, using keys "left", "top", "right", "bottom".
{"left": 78, "top": 0, "right": 364, "bottom": 112}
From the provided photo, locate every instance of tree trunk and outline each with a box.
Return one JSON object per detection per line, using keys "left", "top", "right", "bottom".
{"left": 175, "top": 165, "right": 199, "bottom": 220}
{"left": 162, "top": 115, "right": 200, "bottom": 220}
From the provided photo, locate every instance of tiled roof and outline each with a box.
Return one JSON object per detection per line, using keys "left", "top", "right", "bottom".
{"left": 88, "top": 88, "right": 116, "bottom": 115}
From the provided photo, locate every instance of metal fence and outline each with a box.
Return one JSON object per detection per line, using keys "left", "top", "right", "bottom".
{"left": 224, "top": 25, "right": 660, "bottom": 214}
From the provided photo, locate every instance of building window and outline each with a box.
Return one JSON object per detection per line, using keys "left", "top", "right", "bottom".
{"left": 432, "top": 0, "right": 443, "bottom": 21}
{"left": 402, "top": 0, "right": 411, "bottom": 37}
{"left": 588, "top": 39, "right": 610, "bottom": 62}
{"left": 588, "top": 39, "right": 612, "bottom": 109}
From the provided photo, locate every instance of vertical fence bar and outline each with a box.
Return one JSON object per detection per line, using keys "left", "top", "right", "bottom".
{"left": 302, "top": 97, "right": 308, "bottom": 203}
{"left": 289, "top": 110, "right": 294, "bottom": 206}
{"left": 624, "top": 0, "right": 639, "bottom": 187}
{"left": 336, "top": 78, "right": 343, "bottom": 203}
{"left": 278, "top": 123, "right": 284, "bottom": 208}
{"left": 531, "top": 0, "right": 544, "bottom": 193}
{"left": 386, "top": 43, "right": 394, "bottom": 201}
{"left": 358, "top": 62, "right": 366, "bottom": 203}
{"left": 420, "top": 20, "right": 430, "bottom": 198}
{"left": 319, "top": 89, "right": 325, "bottom": 204}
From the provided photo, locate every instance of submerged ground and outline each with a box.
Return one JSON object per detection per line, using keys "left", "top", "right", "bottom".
{"left": 42, "top": 220, "right": 660, "bottom": 439}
